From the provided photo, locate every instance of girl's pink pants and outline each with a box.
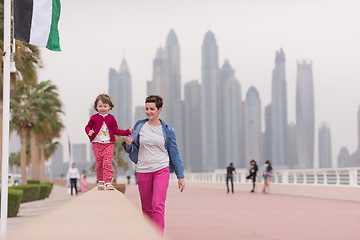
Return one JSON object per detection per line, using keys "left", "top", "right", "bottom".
{"left": 136, "top": 167, "right": 170, "bottom": 233}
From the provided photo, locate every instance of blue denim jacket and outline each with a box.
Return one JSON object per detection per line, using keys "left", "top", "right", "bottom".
{"left": 121, "top": 119, "right": 185, "bottom": 179}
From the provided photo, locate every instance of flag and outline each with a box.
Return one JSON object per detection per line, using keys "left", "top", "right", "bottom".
{"left": 14, "top": 0, "right": 61, "bottom": 51}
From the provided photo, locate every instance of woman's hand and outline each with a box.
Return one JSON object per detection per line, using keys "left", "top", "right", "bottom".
{"left": 178, "top": 178, "right": 185, "bottom": 192}
{"left": 124, "top": 136, "right": 133, "bottom": 148}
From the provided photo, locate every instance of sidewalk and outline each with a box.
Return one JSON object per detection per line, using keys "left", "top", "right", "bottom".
{"left": 7, "top": 184, "right": 74, "bottom": 234}
{"left": 125, "top": 182, "right": 360, "bottom": 240}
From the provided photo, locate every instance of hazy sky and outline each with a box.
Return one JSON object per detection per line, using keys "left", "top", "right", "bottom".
{"left": 38, "top": 0, "right": 360, "bottom": 167}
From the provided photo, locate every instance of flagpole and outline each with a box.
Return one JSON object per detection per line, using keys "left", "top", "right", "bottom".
{"left": 1, "top": 0, "right": 12, "bottom": 237}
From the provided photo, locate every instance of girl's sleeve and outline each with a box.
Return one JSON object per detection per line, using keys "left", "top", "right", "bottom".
{"left": 85, "top": 116, "right": 94, "bottom": 134}
{"left": 112, "top": 117, "right": 131, "bottom": 136}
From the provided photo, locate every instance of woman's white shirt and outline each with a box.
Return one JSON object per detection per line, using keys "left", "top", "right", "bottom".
{"left": 137, "top": 122, "right": 169, "bottom": 173}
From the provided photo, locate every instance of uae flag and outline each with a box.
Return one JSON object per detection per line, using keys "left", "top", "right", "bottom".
{"left": 14, "top": 0, "right": 61, "bottom": 51}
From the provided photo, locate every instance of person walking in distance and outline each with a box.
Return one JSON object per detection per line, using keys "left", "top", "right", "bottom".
{"left": 262, "top": 160, "right": 273, "bottom": 193}
{"left": 122, "top": 95, "right": 185, "bottom": 234}
{"left": 246, "top": 159, "right": 258, "bottom": 192}
{"left": 66, "top": 163, "right": 80, "bottom": 195}
{"left": 226, "top": 163, "right": 237, "bottom": 193}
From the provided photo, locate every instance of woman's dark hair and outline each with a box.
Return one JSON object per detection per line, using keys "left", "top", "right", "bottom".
{"left": 145, "top": 95, "right": 163, "bottom": 109}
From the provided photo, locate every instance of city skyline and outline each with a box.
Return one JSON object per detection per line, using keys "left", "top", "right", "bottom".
{"left": 38, "top": 0, "right": 360, "bottom": 167}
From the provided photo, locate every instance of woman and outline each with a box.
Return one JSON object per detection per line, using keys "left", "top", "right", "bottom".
{"left": 262, "top": 160, "right": 273, "bottom": 193}
{"left": 246, "top": 159, "right": 258, "bottom": 192}
{"left": 122, "top": 95, "right": 185, "bottom": 234}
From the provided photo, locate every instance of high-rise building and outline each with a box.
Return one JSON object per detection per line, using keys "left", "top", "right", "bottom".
{"left": 117, "top": 59, "right": 133, "bottom": 128}
{"left": 134, "top": 106, "right": 146, "bottom": 122}
{"left": 263, "top": 104, "right": 272, "bottom": 164}
{"left": 318, "top": 123, "right": 332, "bottom": 168}
{"left": 201, "top": 31, "right": 220, "bottom": 171}
{"left": 150, "top": 47, "right": 169, "bottom": 121}
{"left": 108, "top": 68, "right": 119, "bottom": 119}
{"left": 172, "top": 100, "right": 186, "bottom": 170}
{"left": 287, "top": 123, "right": 298, "bottom": 169}
{"left": 271, "top": 48, "right": 288, "bottom": 168}
{"left": 223, "top": 76, "right": 243, "bottom": 168}
{"left": 244, "top": 87, "right": 262, "bottom": 168}
{"left": 184, "top": 81, "right": 202, "bottom": 172}
{"left": 166, "top": 29, "right": 181, "bottom": 125}
{"left": 296, "top": 60, "right": 315, "bottom": 169}
{"left": 338, "top": 147, "right": 350, "bottom": 168}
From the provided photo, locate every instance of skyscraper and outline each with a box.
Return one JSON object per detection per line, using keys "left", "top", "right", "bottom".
{"left": 201, "top": 31, "right": 219, "bottom": 171}
{"left": 184, "top": 81, "right": 202, "bottom": 172}
{"left": 287, "top": 123, "right": 298, "bottom": 169}
{"left": 150, "top": 47, "right": 169, "bottom": 121}
{"left": 338, "top": 147, "right": 350, "bottom": 168}
{"left": 244, "top": 87, "right": 262, "bottom": 168}
{"left": 296, "top": 60, "right": 315, "bottom": 169}
{"left": 318, "top": 123, "right": 332, "bottom": 168}
{"left": 223, "top": 76, "right": 242, "bottom": 168}
{"left": 166, "top": 29, "right": 181, "bottom": 125}
{"left": 117, "top": 59, "right": 133, "bottom": 128}
{"left": 271, "top": 48, "right": 288, "bottom": 168}
{"left": 108, "top": 68, "right": 120, "bottom": 120}
{"left": 263, "top": 104, "right": 272, "bottom": 163}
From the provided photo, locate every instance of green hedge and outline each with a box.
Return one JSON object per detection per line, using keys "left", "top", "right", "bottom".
{"left": 10, "top": 184, "right": 40, "bottom": 202}
{"left": 0, "top": 189, "right": 23, "bottom": 217}
{"left": 43, "top": 181, "right": 54, "bottom": 194}
{"left": 38, "top": 184, "right": 51, "bottom": 200}
{"left": 27, "top": 179, "right": 41, "bottom": 185}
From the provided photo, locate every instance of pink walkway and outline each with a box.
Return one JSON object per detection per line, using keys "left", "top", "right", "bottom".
{"left": 125, "top": 183, "right": 360, "bottom": 240}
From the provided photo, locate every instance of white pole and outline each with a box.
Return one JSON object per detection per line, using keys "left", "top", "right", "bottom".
{"left": 1, "top": 0, "right": 12, "bottom": 238}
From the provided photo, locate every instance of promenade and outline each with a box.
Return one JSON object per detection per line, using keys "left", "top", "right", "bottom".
{"left": 126, "top": 182, "right": 360, "bottom": 240}
{"left": 6, "top": 182, "right": 360, "bottom": 240}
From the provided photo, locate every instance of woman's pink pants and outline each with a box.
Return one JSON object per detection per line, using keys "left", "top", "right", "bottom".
{"left": 136, "top": 167, "right": 170, "bottom": 233}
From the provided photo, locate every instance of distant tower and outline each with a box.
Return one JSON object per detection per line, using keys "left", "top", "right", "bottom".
{"left": 108, "top": 68, "right": 120, "bottom": 120}
{"left": 287, "top": 123, "right": 298, "bottom": 169}
{"left": 296, "top": 60, "right": 315, "bottom": 169}
{"left": 338, "top": 147, "right": 350, "bottom": 168}
{"left": 318, "top": 123, "right": 332, "bottom": 168}
{"left": 166, "top": 29, "right": 181, "bottom": 125}
{"left": 263, "top": 104, "right": 272, "bottom": 163}
{"left": 223, "top": 76, "right": 242, "bottom": 168}
{"left": 118, "top": 59, "right": 133, "bottom": 128}
{"left": 271, "top": 48, "right": 288, "bottom": 168}
{"left": 201, "top": 31, "right": 220, "bottom": 171}
{"left": 244, "top": 87, "right": 262, "bottom": 167}
{"left": 184, "top": 81, "right": 202, "bottom": 172}
{"left": 151, "top": 47, "right": 169, "bottom": 121}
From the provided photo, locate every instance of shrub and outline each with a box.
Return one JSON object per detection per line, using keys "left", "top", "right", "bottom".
{"left": 27, "top": 179, "right": 40, "bottom": 185}
{"left": 38, "top": 184, "right": 51, "bottom": 200}
{"left": 0, "top": 189, "right": 23, "bottom": 217}
{"left": 43, "top": 181, "right": 54, "bottom": 195}
{"left": 10, "top": 184, "right": 40, "bottom": 202}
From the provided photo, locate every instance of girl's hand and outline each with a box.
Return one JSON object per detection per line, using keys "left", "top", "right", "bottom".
{"left": 88, "top": 130, "right": 94, "bottom": 136}
{"left": 178, "top": 178, "right": 185, "bottom": 192}
{"left": 129, "top": 128, "right": 134, "bottom": 135}
{"left": 124, "top": 136, "right": 133, "bottom": 148}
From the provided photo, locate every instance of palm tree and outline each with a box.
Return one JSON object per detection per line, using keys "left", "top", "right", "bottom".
{"left": 29, "top": 80, "right": 63, "bottom": 181}
{"left": 11, "top": 80, "right": 63, "bottom": 181}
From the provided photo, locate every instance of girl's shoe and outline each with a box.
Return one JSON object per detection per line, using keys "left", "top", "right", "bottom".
{"left": 105, "top": 183, "right": 115, "bottom": 190}
{"left": 97, "top": 181, "right": 105, "bottom": 190}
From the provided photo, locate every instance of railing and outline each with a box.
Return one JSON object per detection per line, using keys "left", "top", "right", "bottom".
{"left": 175, "top": 168, "right": 360, "bottom": 187}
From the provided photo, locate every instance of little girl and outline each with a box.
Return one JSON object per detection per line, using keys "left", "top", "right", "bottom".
{"left": 85, "top": 94, "right": 133, "bottom": 190}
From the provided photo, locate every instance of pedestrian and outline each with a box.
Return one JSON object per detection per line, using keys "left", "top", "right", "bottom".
{"left": 80, "top": 174, "right": 88, "bottom": 193}
{"left": 85, "top": 93, "right": 133, "bottom": 190}
{"left": 262, "top": 160, "right": 273, "bottom": 193}
{"left": 226, "top": 163, "right": 236, "bottom": 193}
{"left": 246, "top": 159, "right": 258, "bottom": 192}
{"left": 66, "top": 163, "right": 80, "bottom": 195}
{"left": 122, "top": 95, "right": 185, "bottom": 234}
